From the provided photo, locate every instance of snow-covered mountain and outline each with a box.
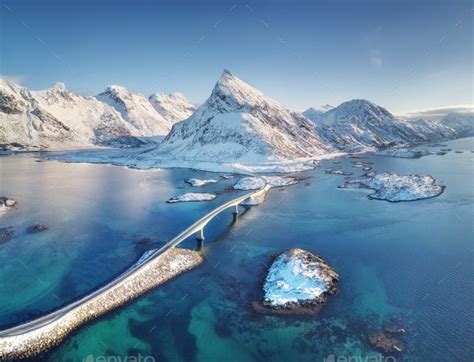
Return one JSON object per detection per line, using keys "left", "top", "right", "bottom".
{"left": 403, "top": 117, "right": 455, "bottom": 142}
{"left": 0, "top": 80, "right": 138, "bottom": 149}
{"left": 312, "top": 99, "right": 465, "bottom": 150}
{"left": 1, "top": 73, "right": 472, "bottom": 158}
{"left": 97, "top": 85, "right": 172, "bottom": 136}
{"left": 303, "top": 104, "right": 334, "bottom": 124}
{"left": 437, "top": 112, "right": 474, "bottom": 137}
{"left": 156, "top": 70, "right": 332, "bottom": 162}
{"left": 0, "top": 80, "right": 188, "bottom": 149}
{"left": 149, "top": 92, "right": 196, "bottom": 124}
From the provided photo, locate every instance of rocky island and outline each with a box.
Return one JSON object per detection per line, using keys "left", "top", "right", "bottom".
{"left": 233, "top": 175, "right": 298, "bottom": 191}
{"left": 341, "top": 173, "right": 445, "bottom": 202}
{"left": 167, "top": 192, "right": 217, "bottom": 203}
{"left": 325, "top": 167, "right": 353, "bottom": 176}
{"left": 185, "top": 178, "right": 219, "bottom": 187}
{"left": 0, "top": 197, "right": 16, "bottom": 213}
{"left": 375, "top": 148, "right": 432, "bottom": 158}
{"left": 255, "top": 248, "right": 339, "bottom": 314}
{"left": 233, "top": 176, "right": 298, "bottom": 205}
{"left": 368, "top": 325, "right": 406, "bottom": 354}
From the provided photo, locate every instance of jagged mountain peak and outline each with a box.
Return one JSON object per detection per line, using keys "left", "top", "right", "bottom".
{"left": 97, "top": 84, "right": 171, "bottom": 136}
{"left": 322, "top": 99, "right": 394, "bottom": 125}
{"left": 305, "top": 104, "right": 334, "bottom": 113}
{"left": 158, "top": 71, "right": 331, "bottom": 162}
{"left": 149, "top": 91, "right": 195, "bottom": 124}
{"left": 0, "top": 77, "right": 22, "bottom": 91}
{"left": 438, "top": 112, "right": 474, "bottom": 136}
{"left": 334, "top": 99, "right": 390, "bottom": 113}
{"left": 303, "top": 104, "right": 335, "bottom": 124}
{"left": 102, "top": 84, "right": 130, "bottom": 95}
{"left": 36, "top": 82, "right": 76, "bottom": 105}
{"left": 209, "top": 69, "right": 273, "bottom": 111}
{"left": 149, "top": 91, "right": 189, "bottom": 103}
{"left": 37, "top": 82, "right": 72, "bottom": 99}
{"left": 51, "top": 82, "right": 67, "bottom": 92}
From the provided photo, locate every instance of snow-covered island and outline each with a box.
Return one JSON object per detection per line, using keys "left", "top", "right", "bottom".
{"left": 341, "top": 173, "right": 445, "bottom": 202}
{"left": 233, "top": 176, "right": 298, "bottom": 205}
{"left": 255, "top": 248, "right": 339, "bottom": 314}
{"left": 325, "top": 168, "right": 353, "bottom": 176}
{"left": 0, "top": 197, "right": 16, "bottom": 213}
{"left": 185, "top": 178, "right": 218, "bottom": 187}
{"left": 167, "top": 192, "right": 217, "bottom": 203}
{"left": 375, "top": 148, "right": 432, "bottom": 158}
{"left": 233, "top": 176, "right": 298, "bottom": 190}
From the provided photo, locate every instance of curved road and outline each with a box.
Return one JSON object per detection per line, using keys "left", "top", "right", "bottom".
{"left": 0, "top": 185, "right": 270, "bottom": 337}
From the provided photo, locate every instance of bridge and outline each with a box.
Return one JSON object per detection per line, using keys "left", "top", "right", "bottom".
{"left": 0, "top": 185, "right": 270, "bottom": 339}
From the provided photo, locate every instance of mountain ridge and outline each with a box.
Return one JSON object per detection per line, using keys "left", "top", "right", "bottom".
{"left": 1, "top": 72, "right": 472, "bottom": 158}
{"left": 0, "top": 80, "right": 194, "bottom": 150}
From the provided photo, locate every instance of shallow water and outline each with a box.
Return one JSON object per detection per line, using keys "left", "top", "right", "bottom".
{"left": 0, "top": 137, "right": 473, "bottom": 361}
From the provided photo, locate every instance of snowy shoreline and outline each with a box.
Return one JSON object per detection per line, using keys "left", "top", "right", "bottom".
{"left": 42, "top": 147, "right": 344, "bottom": 174}
{"left": 7, "top": 134, "right": 470, "bottom": 175}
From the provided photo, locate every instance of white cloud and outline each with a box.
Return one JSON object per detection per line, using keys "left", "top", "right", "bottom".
{"left": 0, "top": 74, "right": 26, "bottom": 85}
{"left": 369, "top": 49, "right": 383, "bottom": 68}
{"left": 398, "top": 105, "right": 474, "bottom": 121}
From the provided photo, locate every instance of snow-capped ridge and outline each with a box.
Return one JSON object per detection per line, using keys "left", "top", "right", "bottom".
{"left": 303, "top": 104, "right": 334, "bottom": 124}
{"left": 149, "top": 91, "right": 195, "bottom": 124}
{"left": 157, "top": 69, "right": 332, "bottom": 163}
{"left": 97, "top": 85, "right": 172, "bottom": 136}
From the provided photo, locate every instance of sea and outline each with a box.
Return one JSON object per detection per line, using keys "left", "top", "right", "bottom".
{"left": 0, "top": 137, "right": 472, "bottom": 361}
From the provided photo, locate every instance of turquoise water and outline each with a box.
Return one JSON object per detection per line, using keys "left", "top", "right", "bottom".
{"left": 0, "top": 137, "right": 473, "bottom": 361}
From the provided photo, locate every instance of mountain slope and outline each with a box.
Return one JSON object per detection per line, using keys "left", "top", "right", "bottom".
{"left": 437, "top": 112, "right": 474, "bottom": 137}
{"left": 303, "top": 105, "right": 334, "bottom": 124}
{"left": 155, "top": 70, "right": 332, "bottom": 162}
{"left": 149, "top": 92, "right": 196, "bottom": 124}
{"left": 97, "top": 85, "right": 172, "bottom": 136}
{"left": 314, "top": 99, "right": 429, "bottom": 150}
{"left": 0, "top": 80, "right": 182, "bottom": 149}
{"left": 0, "top": 79, "right": 84, "bottom": 148}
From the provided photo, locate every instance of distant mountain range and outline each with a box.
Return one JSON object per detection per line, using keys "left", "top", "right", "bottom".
{"left": 304, "top": 99, "right": 473, "bottom": 150}
{"left": 1, "top": 71, "right": 472, "bottom": 164}
{"left": 0, "top": 79, "right": 194, "bottom": 149}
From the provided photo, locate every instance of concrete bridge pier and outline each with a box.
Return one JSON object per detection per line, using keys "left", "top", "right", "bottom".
{"left": 196, "top": 228, "right": 205, "bottom": 242}
{"left": 233, "top": 204, "right": 239, "bottom": 222}
{"left": 196, "top": 228, "right": 205, "bottom": 250}
{"left": 196, "top": 238, "right": 204, "bottom": 251}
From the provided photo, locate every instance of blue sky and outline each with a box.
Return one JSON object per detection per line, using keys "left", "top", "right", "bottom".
{"left": 0, "top": 0, "right": 472, "bottom": 114}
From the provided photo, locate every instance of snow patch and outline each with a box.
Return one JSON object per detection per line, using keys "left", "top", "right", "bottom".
{"left": 375, "top": 148, "right": 432, "bottom": 158}
{"left": 185, "top": 178, "right": 218, "bottom": 187}
{"left": 167, "top": 192, "right": 216, "bottom": 203}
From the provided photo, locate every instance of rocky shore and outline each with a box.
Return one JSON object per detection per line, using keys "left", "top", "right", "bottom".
{"left": 0, "top": 248, "right": 202, "bottom": 360}
{"left": 368, "top": 325, "right": 406, "bottom": 354}
{"left": 341, "top": 173, "right": 445, "bottom": 202}
{"left": 0, "top": 197, "right": 16, "bottom": 213}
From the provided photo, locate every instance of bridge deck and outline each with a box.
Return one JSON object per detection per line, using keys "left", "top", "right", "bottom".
{"left": 0, "top": 185, "right": 270, "bottom": 337}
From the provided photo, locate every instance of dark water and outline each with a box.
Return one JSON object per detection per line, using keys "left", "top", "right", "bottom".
{"left": 0, "top": 138, "right": 473, "bottom": 361}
